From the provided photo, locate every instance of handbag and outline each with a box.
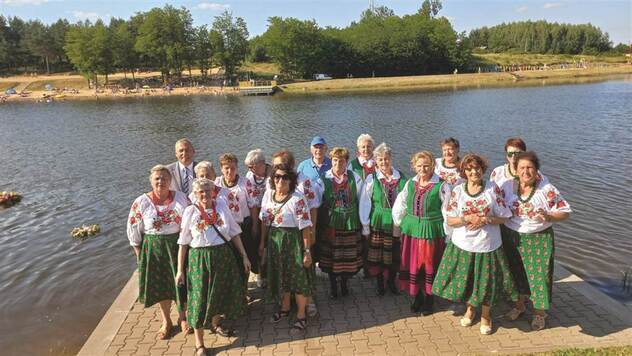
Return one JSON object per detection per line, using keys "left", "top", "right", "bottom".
{"left": 211, "top": 224, "right": 247, "bottom": 281}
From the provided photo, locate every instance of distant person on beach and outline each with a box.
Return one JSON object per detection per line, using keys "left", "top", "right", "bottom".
{"left": 392, "top": 151, "right": 450, "bottom": 314}
{"left": 176, "top": 178, "right": 250, "bottom": 355}
{"left": 434, "top": 137, "right": 462, "bottom": 186}
{"left": 126, "top": 165, "right": 191, "bottom": 340}
{"left": 318, "top": 147, "right": 364, "bottom": 299}
{"left": 259, "top": 163, "right": 313, "bottom": 334}
{"left": 244, "top": 149, "right": 271, "bottom": 287}
{"left": 167, "top": 139, "right": 212, "bottom": 195}
{"left": 432, "top": 154, "right": 518, "bottom": 335}
{"left": 297, "top": 135, "right": 332, "bottom": 183}
{"left": 359, "top": 142, "right": 407, "bottom": 296}
{"left": 500, "top": 151, "right": 571, "bottom": 331}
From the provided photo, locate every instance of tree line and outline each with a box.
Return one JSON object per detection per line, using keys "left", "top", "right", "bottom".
{"left": 468, "top": 21, "right": 620, "bottom": 55}
{"left": 0, "top": 1, "right": 626, "bottom": 83}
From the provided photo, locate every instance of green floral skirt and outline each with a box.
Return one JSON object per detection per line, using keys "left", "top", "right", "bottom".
{"left": 265, "top": 227, "right": 312, "bottom": 303}
{"left": 138, "top": 233, "right": 184, "bottom": 310}
{"left": 501, "top": 226, "right": 555, "bottom": 310}
{"left": 186, "top": 244, "right": 246, "bottom": 329}
{"left": 432, "top": 242, "right": 518, "bottom": 307}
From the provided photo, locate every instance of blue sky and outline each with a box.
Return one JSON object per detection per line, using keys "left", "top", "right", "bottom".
{"left": 1, "top": 0, "right": 630, "bottom": 44}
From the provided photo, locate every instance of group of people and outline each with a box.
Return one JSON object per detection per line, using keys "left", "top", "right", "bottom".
{"left": 126, "top": 135, "right": 571, "bottom": 355}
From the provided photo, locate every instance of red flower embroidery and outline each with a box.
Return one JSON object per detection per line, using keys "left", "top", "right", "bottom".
{"left": 153, "top": 220, "right": 162, "bottom": 229}
{"left": 276, "top": 215, "right": 283, "bottom": 224}
{"left": 174, "top": 216, "right": 182, "bottom": 224}
{"left": 302, "top": 212, "right": 310, "bottom": 220}
{"left": 129, "top": 216, "right": 136, "bottom": 224}
{"left": 304, "top": 179, "right": 311, "bottom": 188}
{"left": 217, "top": 218, "right": 224, "bottom": 227}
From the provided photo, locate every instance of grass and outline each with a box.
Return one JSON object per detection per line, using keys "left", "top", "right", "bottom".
{"left": 474, "top": 53, "right": 628, "bottom": 66}
{"left": 527, "top": 346, "right": 632, "bottom": 355}
{"left": 240, "top": 61, "right": 281, "bottom": 78}
{"left": 23, "top": 77, "right": 90, "bottom": 91}
{"left": 0, "top": 81, "right": 20, "bottom": 92}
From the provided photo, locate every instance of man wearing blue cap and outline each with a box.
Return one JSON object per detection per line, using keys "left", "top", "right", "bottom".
{"left": 297, "top": 136, "right": 332, "bottom": 183}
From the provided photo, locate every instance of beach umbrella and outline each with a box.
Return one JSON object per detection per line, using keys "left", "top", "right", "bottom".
{"left": 5, "top": 88, "right": 16, "bottom": 95}
{"left": 44, "top": 84, "right": 53, "bottom": 91}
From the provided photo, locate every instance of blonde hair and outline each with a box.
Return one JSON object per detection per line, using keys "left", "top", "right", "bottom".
{"left": 195, "top": 161, "right": 213, "bottom": 174}
{"left": 373, "top": 142, "right": 391, "bottom": 158}
{"left": 175, "top": 138, "right": 193, "bottom": 149}
{"left": 410, "top": 151, "right": 435, "bottom": 170}
{"left": 329, "top": 147, "right": 350, "bottom": 161}
{"left": 244, "top": 149, "right": 265, "bottom": 166}
{"left": 192, "top": 177, "right": 214, "bottom": 192}
{"left": 149, "top": 164, "right": 172, "bottom": 182}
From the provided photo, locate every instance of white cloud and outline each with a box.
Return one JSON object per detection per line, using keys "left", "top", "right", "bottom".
{"left": 70, "top": 10, "right": 109, "bottom": 23}
{"left": 196, "top": 2, "right": 230, "bottom": 10}
{"left": 516, "top": 6, "right": 529, "bottom": 13}
{"left": 543, "top": 2, "right": 563, "bottom": 9}
{"left": 0, "top": 0, "right": 49, "bottom": 5}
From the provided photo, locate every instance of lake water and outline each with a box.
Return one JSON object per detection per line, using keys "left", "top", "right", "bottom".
{"left": 1, "top": 77, "right": 631, "bottom": 355}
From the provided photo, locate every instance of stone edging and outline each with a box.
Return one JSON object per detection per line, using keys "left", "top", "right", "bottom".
{"left": 78, "top": 263, "right": 632, "bottom": 355}
{"left": 77, "top": 271, "right": 139, "bottom": 356}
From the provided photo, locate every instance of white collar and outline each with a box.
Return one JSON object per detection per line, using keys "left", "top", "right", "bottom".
{"left": 376, "top": 168, "right": 400, "bottom": 181}
{"left": 357, "top": 157, "right": 375, "bottom": 166}
{"left": 412, "top": 173, "right": 440, "bottom": 184}
{"left": 325, "top": 169, "right": 347, "bottom": 183}
{"left": 178, "top": 161, "right": 194, "bottom": 172}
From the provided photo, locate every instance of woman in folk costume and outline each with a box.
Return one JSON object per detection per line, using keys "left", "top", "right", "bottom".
{"left": 270, "top": 149, "right": 322, "bottom": 316}
{"left": 432, "top": 154, "right": 518, "bottom": 335}
{"left": 176, "top": 178, "right": 250, "bottom": 355}
{"left": 434, "top": 137, "right": 463, "bottom": 187}
{"left": 188, "top": 161, "right": 229, "bottom": 205}
{"left": 319, "top": 147, "right": 364, "bottom": 298}
{"left": 491, "top": 137, "right": 547, "bottom": 191}
{"left": 214, "top": 153, "right": 259, "bottom": 275}
{"left": 126, "top": 165, "right": 191, "bottom": 339}
{"left": 392, "top": 151, "right": 450, "bottom": 314}
{"left": 259, "top": 164, "right": 313, "bottom": 334}
{"left": 359, "top": 142, "right": 407, "bottom": 295}
{"left": 244, "top": 149, "right": 272, "bottom": 287}
{"left": 501, "top": 151, "right": 571, "bottom": 331}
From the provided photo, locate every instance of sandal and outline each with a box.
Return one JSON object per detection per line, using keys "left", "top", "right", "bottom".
{"left": 179, "top": 318, "right": 194, "bottom": 334}
{"left": 480, "top": 318, "right": 493, "bottom": 335}
{"left": 270, "top": 310, "right": 290, "bottom": 323}
{"left": 290, "top": 317, "right": 307, "bottom": 335}
{"left": 505, "top": 307, "right": 526, "bottom": 321}
{"left": 195, "top": 345, "right": 206, "bottom": 356}
{"left": 157, "top": 323, "right": 172, "bottom": 340}
{"left": 531, "top": 313, "right": 547, "bottom": 331}
{"left": 210, "top": 323, "right": 235, "bottom": 337}
{"left": 460, "top": 309, "right": 476, "bottom": 327}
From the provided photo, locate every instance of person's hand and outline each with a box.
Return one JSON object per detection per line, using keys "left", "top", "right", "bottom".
{"left": 303, "top": 252, "right": 312, "bottom": 268}
{"left": 243, "top": 256, "right": 251, "bottom": 274}
{"left": 175, "top": 271, "right": 185, "bottom": 285}
{"left": 533, "top": 209, "right": 549, "bottom": 223}
{"left": 466, "top": 215, "right": 487, "bottom": 230}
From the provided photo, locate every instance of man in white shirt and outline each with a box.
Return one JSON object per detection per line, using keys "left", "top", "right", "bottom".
{"left": 167, "top": 139, "right": 215, "bottom": 195}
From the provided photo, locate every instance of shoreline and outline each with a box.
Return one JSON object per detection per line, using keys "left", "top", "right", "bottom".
{"left": 1, "top": 66, "right": 630, "bottom": 104}
{"left": 279, "top": 65, "right": 632, "bottom": 94}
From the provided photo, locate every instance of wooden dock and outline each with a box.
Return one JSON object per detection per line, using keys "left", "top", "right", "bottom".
{"left": 239, "top": 80, "right": 278, "bottom": 96}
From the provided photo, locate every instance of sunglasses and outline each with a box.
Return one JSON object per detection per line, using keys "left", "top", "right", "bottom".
{"left": 506, "top": 151, "right": 523, "bottom": 158}
{"left": 273, "top": 174, "right": 290, "bottom": 181}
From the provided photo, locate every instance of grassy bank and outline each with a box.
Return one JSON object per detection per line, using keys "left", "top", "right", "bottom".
{"left": 474, "top": 52, "right": 629, "bottom": 66}
{"left": 279, "top": 65, "right": 632, "bottom": 94}
{"left": 529, "top": 346, "right": 632, "bottom": 355}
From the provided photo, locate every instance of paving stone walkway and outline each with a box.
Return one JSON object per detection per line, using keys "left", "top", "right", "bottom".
{"left": 89, "top": 265, "right": 632, "bottom": 356}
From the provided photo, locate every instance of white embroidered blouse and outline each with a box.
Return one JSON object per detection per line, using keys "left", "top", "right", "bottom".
{"left": 444, "top": 181, "right": 512, "bottom": 253}
{"left": 259, "top": 190, "right": 313, "bottom": 230}
{"left": 177, "top": 199, "right": 242, "bottom": 248}
{"left": 126, "top": 191, "right": 189, "bottom": 246}
{"left": 434, "top": 158, "right": 463, "bottom": 186}
{"left": 214, "top": 175, "right": 255, "bottom": 224}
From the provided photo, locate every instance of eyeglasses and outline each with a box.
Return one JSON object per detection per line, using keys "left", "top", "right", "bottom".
{"left": 273, "top": 174, "right": 290, "bottom": 181}
{"left": 506, "top": 151, "right": 523, "bottom": 158}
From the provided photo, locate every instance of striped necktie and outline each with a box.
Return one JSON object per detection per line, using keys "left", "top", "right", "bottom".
{"left": 182, "top": 167, "right": 191, "bottom": 194}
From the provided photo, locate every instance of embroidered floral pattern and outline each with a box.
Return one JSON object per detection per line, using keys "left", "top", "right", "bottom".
{"left": 151, "top": 208, "right": 181, "bottom": 231}
{"left": 462, "top": 198, "right": 491, "bottom": 216}
{"left": 226, "top": 191, "right": 241, "bottom": 213}
{"left": 546, "top": 188, "right": 567, "bottom": 209}
{"left": 295, "top": 198, "right": 310, "bottom": 221}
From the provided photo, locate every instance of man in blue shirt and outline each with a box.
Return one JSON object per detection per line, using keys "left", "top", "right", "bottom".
{"left": 297, "top": 136, "right": 332, "bottom": 183}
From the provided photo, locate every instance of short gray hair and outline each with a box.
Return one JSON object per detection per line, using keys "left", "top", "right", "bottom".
{"left": 195, "top": 161, "right": 214, "bottom": 174}
{"left": 244, "top": 149, "right": 265, "bottom": 166}
{"left": 175, "top": 138, "right": 193, "bottom": 149}
{"left": 356, "top": 134, "right": 375, "bottom": 147}
{"left": 373, "top": 142, "right": 391, "bottom": 158}
{"left": 192, "top": 178, "right": 214, "bottom": 192}
{"left": 149, "top": 164, "right": 171, "bottom": 181}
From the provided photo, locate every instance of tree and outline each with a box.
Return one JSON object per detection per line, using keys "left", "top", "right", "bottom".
{"left": 65, "top": 21, "right": 98, "bottom": 85}
{"left": 193, "top": 26, "right": 213, "bottom": 78}
{"left": 111, "top": 21, "right": 137, "bottom": 81}
{"left": 419, "top": 0, "right": 442, "bottom": 18}
{"left": 211, "top": 10, "right": 249, "bottom": 83}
